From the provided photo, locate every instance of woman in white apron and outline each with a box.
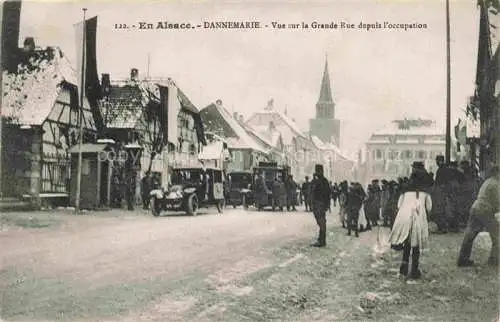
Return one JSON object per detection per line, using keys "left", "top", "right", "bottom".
{"left": 389, "top": 162, "right": 433, "bottom": 280}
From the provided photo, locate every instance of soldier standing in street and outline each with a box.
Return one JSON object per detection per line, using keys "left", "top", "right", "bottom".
{"left": 125, "top": 169, "right": 136, "bottom": 211}
{"left": 310, "top": 164, "right": 331, "bottom": 247}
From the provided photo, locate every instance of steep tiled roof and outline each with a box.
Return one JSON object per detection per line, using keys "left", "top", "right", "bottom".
{"left": 201, "top": 103, "right": 268, "bottom": 153}
{"left": 101, "top": 84, "right": 143, "bottom": 128}
{"left": 2, "top": 47, "right": 77, "bottom": 125}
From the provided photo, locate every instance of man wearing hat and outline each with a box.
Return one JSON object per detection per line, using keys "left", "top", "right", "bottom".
{"left": 431, "top": 155, "right": 449, "bottom": 233}
{"left": 310, "top": 164, "right": 331, "bottom": 247}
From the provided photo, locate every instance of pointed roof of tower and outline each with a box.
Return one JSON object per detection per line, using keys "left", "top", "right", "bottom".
{"left": 318, "top": 55, "right": 334, "bottom": 103}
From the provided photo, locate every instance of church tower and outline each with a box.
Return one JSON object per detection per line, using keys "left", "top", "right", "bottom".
{"left": 309, "top": 56, "right": 341, "bottom": 146}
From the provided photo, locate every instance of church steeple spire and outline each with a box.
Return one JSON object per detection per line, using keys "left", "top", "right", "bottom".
{"left": 310, "top": 53, "right": 341, "bottom": 147}
{"left": 318, "top": 54, "right": 334, "bottom": 103}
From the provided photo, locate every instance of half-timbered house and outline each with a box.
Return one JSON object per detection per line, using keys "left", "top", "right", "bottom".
{"left": 200, "top": 100, "right": 269, "bottom": 172}
{"left": 1, "top": 45, "right": 99, "bottom": 208}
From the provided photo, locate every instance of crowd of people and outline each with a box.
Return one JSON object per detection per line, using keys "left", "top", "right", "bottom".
{"left": 302, "top": 156, "right": 498, "bottom": 280}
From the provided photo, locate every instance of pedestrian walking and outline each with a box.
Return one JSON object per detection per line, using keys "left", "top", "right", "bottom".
{"left": 389, "top": 162, "right": 433, "bottom": 279}
{"left": 457, "top": 160, "right": 479, "bottom": 228}
{"left": 457, "top": 165, "right": 499, "bottom": 267}
{"left": 338, "top": 181, "right": 349, "bottom": 228}
{"left": 310, "top": 164, "right": 331, "bottom": 247}
{"left": 365, "top": 183, "right": 380, "bottom": 229}
{"left": 254, "top": 171, "right": 270, "bottom": 210}
{"left": 286, "top": 175, "right": 298, "bottom": 211}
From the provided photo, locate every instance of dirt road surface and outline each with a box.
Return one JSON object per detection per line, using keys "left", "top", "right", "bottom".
{"left": 0, "top": 208, "right": 342, "bottom": 321}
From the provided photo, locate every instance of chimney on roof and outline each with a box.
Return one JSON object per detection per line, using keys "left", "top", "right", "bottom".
{"left": 130, "top": 68, "right": 139, "bottom": 81}
{"left": 2, "top": 1, "right": 22, "bottom": 73}
{"left": 101, "top": 74, "right": 111, "bottom": 97}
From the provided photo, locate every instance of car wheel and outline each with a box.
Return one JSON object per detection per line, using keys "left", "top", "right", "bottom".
{"left": 187, "top": 194, "right": 198, "bottom": 216}
{"left": 217, "top": 199, "right": 224, "bottom": 213}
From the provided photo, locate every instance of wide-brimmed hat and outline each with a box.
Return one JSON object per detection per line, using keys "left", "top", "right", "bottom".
{"left": 409, "top": 168, "right": 432, "bottom": 189}
{"left": 412, "top": 161, "right": 425, "bottom": 169}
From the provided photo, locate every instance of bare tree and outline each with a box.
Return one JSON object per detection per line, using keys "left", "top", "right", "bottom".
{"left": 137, "top": 83, "right": 168, "bottom": 173}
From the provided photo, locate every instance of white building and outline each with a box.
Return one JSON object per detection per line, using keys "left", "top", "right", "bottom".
{"left": 364, "top": 118, "right": 447, "bottom": 182}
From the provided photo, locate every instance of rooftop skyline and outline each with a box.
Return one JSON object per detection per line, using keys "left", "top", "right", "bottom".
{"left": 17, "top": 0, "right": 480, "bottom": 157}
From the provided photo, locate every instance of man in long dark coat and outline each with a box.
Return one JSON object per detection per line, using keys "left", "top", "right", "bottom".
{"left": 432, "top": 155, "right": 449, "bottom": 232}
{"left": 346, "top": 182, "right": 363, "bottom": 237}
{"left": 286, "top": 175, "right": 298, "bottom": 211}
{"left": 338, "top": 181, "right": 349, "bottom": 228}
{"left": 364, "top": 184, "right": 378, "bottom": 230}
{"left": 310, "top": 164, "right": 331, "bottom": 247}
{"left": 457, "top": 160, "right": 479, "bottom": 227}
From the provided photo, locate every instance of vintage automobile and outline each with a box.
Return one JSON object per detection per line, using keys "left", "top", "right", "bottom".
{"left": 227, "top": 171, "right": 253, "bottom": 209}
{"left": 252, "top": 162, "right": 290, "bottom": 211}
{"left": 150, "top": 167, "right": 225, "bottom": 216}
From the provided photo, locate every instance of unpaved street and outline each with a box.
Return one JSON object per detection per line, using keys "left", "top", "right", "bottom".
{"left": 1, "top": 208, "right": 345, "bottom": 321}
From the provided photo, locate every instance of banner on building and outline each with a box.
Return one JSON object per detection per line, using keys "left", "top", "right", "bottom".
{"left": 74, "top": 15, "right": 103, "bottom": 128}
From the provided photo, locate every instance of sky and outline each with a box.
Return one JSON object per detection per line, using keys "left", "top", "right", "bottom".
{"left": 18, "top": 0, "right": 480, "bottom": 158}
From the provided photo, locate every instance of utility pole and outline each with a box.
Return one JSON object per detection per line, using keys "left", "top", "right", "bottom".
{"left": 445, "top": 0, "right": 452, "bottom": 163}
{"left": 75, "top": 8, "right": 87, "bottom": 212}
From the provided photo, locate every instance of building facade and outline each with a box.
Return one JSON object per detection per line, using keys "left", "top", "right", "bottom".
{"left": 309, "top": 134, "right": 356, "bottom": 183}
{"left": 100, "top": 70, "right": 206, "bottom": 195}
{"left": 309, "top": 57, "right": 341, "bottom": 146}
{"left": 2, "top": 45, "right": 98, "bottom": 208}
{"left": 364, "top": 119, "right": 447, "bottom": 183}
{"left": 466, "top": 0, "right": 499, "bottom": 174}
{"left": 200, "top": 100, "right": 269, "bottom": 172}
{"left": 245, "top": 100, "right": 315, "bottom": 181}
